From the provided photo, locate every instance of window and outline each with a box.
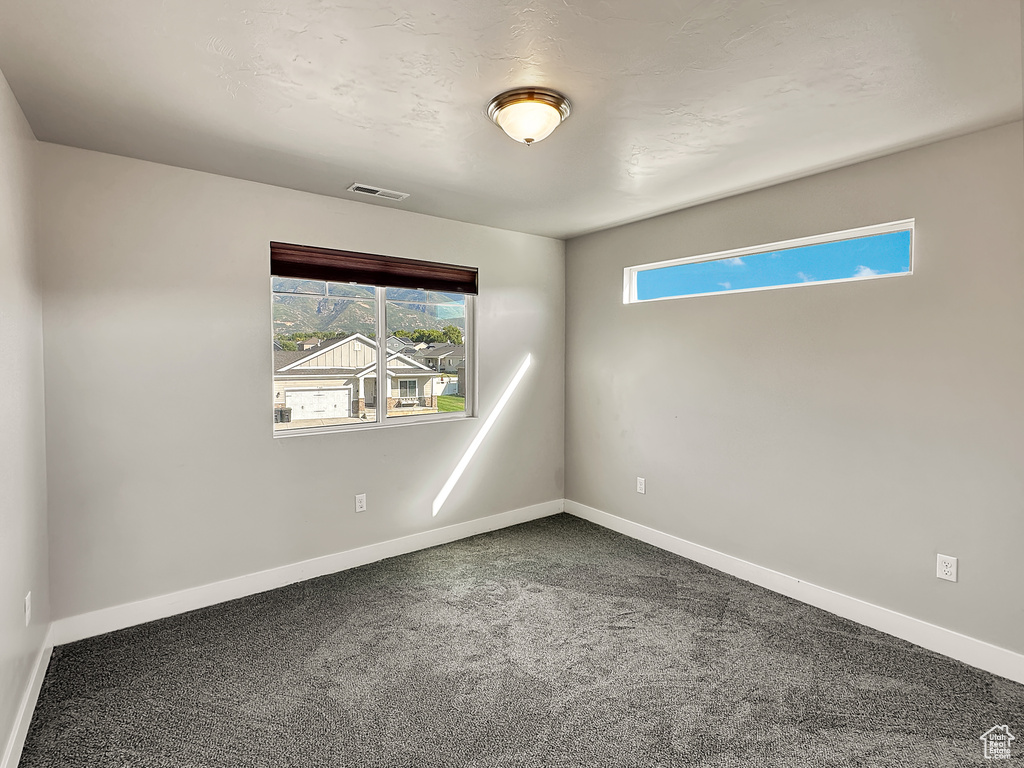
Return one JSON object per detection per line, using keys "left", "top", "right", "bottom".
{"left": 624, "top": 220, "right": 913, "bottom": 303}
{"left": 271, "top": 242, "right": 476, "bottom": 435}
{"left": 385, "top": 288, "right": 468, "bottom": 419}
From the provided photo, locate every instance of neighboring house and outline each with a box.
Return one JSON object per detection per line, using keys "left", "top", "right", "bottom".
{"left": 385, "top": 335, "right": 409, "bottom": 353}
{"left": 414, "top": 344, "right": 465, "bottom": 373}
{"left": 385, "top": 335, "right": 433, "bottom": 354}
{"left": 273, "top": 333, "right": 440, "bottom": 425}
{"left": 296, "top": 337, "right": 322, "bottom": 350}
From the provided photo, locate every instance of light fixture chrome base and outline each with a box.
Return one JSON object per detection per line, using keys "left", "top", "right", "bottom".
{"left": 487, "top": 87, "right": 572, "bottom": 124}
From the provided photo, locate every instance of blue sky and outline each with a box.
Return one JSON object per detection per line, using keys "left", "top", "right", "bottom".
{"left": 636, "top": 229, "right": 912, "bottom": 301}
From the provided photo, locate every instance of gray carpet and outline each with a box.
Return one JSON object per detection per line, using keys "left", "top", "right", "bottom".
{"left": 19, "top": 514, "right": 1024, "bottom": 767}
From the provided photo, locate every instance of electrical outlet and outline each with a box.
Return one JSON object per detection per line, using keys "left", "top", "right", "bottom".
{"left": 936, "top": 554, "right": 958, "bottom": 582}
{"left": 355, "top": 493, "right": 367, "bottom": 513}
{"left": 636, "top": 477, "right": 646, "bottom": 494}
{"left": 24, "top": 592, "right": 31, "bottom": 627}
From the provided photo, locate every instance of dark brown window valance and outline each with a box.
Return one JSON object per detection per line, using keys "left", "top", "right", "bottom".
{"left": 271, "top": 241, "right": 478, "bottom": 294}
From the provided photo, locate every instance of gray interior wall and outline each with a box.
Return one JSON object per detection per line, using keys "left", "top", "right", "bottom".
{"left": 0, "top": 69, "right": 49, "bottom": 750}
{"left": 35, "top": 143, "right": 565, "bottom": 620}
{"left": 565, "top": 121, "right": 1024, "bottom": 654}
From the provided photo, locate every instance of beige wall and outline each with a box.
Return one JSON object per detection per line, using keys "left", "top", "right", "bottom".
{"left": 565, "top": 121, "right": 1024, "bottom": 654}
{"left": 0, "top": 69, "right": 49, "bottom": 756}
{"left": 36, "top": 143, "right": 565, "bottom": 620}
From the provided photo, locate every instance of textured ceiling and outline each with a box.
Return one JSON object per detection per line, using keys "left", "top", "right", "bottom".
{"left": 0, "top": 0, "right": 1020, "bottom": 238}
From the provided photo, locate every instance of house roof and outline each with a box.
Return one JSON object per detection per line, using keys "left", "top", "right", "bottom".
{"left": 273, "top": 349, "right": 312, "bottom": 372}
{"left": 274, "top": 343, "right": 436, "bottom": 378}
{"left": 355, "top": 351, "right": 435, "bottom": 379}
{"left": 274, "top": 367, "right": 356, "bottom": 378}
{"left": 416, "top": 344, "right": 464, "bottom": 359}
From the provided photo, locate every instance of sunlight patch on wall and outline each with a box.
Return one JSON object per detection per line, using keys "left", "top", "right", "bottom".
{"left": 432, "top": 354, "right": 532, "bottom": 517}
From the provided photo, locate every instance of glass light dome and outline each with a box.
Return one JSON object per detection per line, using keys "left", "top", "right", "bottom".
{"left": 487, "top": 88, "right": 571, "bottom": 145}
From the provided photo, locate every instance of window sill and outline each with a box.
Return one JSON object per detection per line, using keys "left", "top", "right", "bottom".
{"left": 272, "top": 409, "right": 474, "bottom": 438}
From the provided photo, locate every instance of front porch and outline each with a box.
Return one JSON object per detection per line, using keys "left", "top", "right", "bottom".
{"left": 352, "top": 396, "right": 439, "bottom": 416}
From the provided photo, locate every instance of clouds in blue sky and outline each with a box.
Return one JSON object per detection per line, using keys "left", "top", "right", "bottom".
{"left": 637, "top": 229, "right": 912, "bottom": 301}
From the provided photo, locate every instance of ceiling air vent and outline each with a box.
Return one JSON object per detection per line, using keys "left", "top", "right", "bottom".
{"left": 347, "top": 183, "right": 410, "bottom": 202}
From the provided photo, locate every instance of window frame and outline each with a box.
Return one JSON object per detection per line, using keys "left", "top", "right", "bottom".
{"left": 271, "top": 243, "right": 477, "bottom": 437}
{"left": 623, "top": 219, "right": 915, "bottom": 304}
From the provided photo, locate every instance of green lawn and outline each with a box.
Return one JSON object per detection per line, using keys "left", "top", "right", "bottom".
{"left": 437, "top": 395, "right": 466, "bottom": 412}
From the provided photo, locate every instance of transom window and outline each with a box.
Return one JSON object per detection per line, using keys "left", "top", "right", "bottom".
{"left": 624, "top": 220, "right": 914, "bottom": 303}
{"left": 271, "top": 242, "right": 476, "bottom": 435}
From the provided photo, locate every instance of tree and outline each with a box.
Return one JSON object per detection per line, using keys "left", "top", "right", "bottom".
{"left": 411, "top": 328, "right": 446, "bottom": 344}
{"left": 442, "top": 324, "right": 463, "bottom": 345}
{"left": 278, "top": 340, "right": 298, "bottom": 351}
{"left": 394, "top": 329, "right": 411, "bottom": 339}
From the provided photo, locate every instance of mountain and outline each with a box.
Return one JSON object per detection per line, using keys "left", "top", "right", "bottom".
{"left": 272, "top": 294, "right": 464, "bottom": 335}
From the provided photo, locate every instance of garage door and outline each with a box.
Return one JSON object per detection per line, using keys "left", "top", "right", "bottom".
{"left": 285, "top": 388, "right": 350, "bottom": 419}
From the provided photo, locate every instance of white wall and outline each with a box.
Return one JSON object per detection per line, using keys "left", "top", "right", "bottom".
{"left": 565, "top": 121, "right": 1024, "bottom": 655}
{"left": 0, "top": 69, "right": 49, "bottom": 756}
{"left": 35, "top": 144, "right": 565, "bottom": 620}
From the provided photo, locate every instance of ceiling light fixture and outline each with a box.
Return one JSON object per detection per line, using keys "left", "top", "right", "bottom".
{"left": 487, "top": 87, "right": 571, "bottom": 146}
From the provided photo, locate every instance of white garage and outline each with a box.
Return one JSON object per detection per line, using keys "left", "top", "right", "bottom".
{"left": 284, "top": 388, "right": 351, "bottom": 419}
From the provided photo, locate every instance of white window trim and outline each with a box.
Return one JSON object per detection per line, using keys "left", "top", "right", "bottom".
{"left": 623, "top": 219, "right": 915, "bottom": 304}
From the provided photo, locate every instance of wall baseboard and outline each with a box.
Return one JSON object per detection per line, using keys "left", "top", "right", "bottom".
{"left": 42, "top": 496, "right": 1024, "bottom": 686}
{"left": 51, "top": 500, "right": 563, "bottom": 646}
{"left": 565, "top": 499, "right": 1024, "bottom": 686}
{"left": 1, "top": 637, "right": 53, "bottom": 768}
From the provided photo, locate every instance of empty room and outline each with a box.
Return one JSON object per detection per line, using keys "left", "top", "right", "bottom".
{"left": 1, "top": 1, "right": 1023, "bottom": 766}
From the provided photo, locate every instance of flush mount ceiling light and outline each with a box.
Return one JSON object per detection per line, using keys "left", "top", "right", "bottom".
{"left": 486, "top": 87, "right": 571, "bottom": 145}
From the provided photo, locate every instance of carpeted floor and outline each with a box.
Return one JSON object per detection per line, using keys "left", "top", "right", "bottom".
{"left": 19, "top": 514, "right": 1024, "bottom": 767}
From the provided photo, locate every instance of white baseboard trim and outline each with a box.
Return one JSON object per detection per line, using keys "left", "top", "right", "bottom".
{"left": 51, "top": 500, "right": 563, "bottom": 646}
{"left": 1, "top": 635, "right": 53, "bottom": 768}
{"left": 565, "top": 499, "right": 1024, "bottom": 686}
{"left": 43, "top": 497, "right": 1024, "bottom": 684}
